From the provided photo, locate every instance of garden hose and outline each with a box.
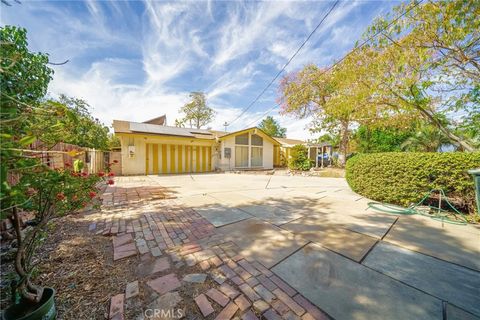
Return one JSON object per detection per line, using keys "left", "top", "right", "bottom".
{"left": 367, "top": 189, "right": 468, "bottom": 225}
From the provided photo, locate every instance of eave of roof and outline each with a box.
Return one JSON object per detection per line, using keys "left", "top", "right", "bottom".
{"left": 217, "top": 127, "right": 280, "bottom": 145}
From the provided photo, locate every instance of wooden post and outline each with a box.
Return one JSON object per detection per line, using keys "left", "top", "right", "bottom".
{"left": 321, "top": 146, "right": 324, "bottom": 168}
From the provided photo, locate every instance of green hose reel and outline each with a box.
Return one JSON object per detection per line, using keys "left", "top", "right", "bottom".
{"left": 367, "top": 189, "right": 468, "bottom": 225}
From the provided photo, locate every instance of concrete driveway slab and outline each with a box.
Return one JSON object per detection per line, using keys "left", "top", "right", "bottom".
{"left": 310, "top": 198, "right": 397, "bottom": 239}
{"left": 209, "top": 192, "right": 256, "bottom": 206}
{"left": 272, "top": 243, "right": 443, "bottom": 320}
{"left": 282, "top": 217, "right": 378, "bottom": 261}
{"left": 363, "top": 242, "right": 480, "bottom": 317}
{"left": 179, "top": 194, "right": 218, "bottom": 207}
{"left": 383, "top": 215, "right": 480, "bottom": 271}
{"left": 447, "top": 304, "right": 480, "bottom": 320}
{"left": 237, "top": 204, "right": 304, "bottom": 225}
{"left": 194, "top": 205, "right": 252, "bottom": 227}
{"left": 217, "top": 218, "right": 308, "bottom": 268}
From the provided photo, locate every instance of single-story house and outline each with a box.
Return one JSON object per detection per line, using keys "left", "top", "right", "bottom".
{"left": 113, "top": 116, "right": 280, "bottom": 175}
{"left": 112, "top": 116, "right": 329, "bottom": 175}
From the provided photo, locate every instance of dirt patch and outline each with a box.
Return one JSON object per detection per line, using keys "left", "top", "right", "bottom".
{"left": 31, "top": 212, "right": 136, "bottom": 319}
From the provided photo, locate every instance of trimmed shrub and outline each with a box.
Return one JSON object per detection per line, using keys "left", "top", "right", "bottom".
{"left": 288, "top": 144, "right": 312, "bottom": 171}
{"left": 346, "top": 152, "right": 480, "bottom": 215}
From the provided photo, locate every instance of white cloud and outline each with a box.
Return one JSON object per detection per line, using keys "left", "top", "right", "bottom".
{"left": 2, "top": 0, "right": 392, "bottom": 141}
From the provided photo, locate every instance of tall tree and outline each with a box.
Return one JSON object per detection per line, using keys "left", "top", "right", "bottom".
{"left": 258, "top": 116, "right": 287, "bottom": 137}
{"left": 177, "top": 92, "right": 215, "bottom": 129}
{"left": 279, "top": 0, "right": 478, "bottom": 155}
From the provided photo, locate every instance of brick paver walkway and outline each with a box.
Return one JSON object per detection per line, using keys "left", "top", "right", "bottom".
{"left": 89, "top": 182, "right": 331, "bottom": 320}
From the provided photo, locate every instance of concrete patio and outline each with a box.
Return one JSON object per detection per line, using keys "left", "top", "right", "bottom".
{"left": 107, "top": 173, "right": 479, "bottom": 320}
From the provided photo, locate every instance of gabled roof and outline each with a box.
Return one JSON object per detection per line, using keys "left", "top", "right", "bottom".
{"left": 113, "top": 120, "right": 216, "bottom": 140}
{"left": 217, "top": 127, "right": 280, "bottom": 145}
{"left": 274, "top": 137, "right": 306, "bottom": 146}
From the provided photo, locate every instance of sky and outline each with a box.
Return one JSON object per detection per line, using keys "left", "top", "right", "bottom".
{"left": 1, "top": 0, "right": 400, "bottom": 140}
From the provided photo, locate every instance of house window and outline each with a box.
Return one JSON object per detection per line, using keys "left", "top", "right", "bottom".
{"left": 251, "top": 134, "right": 263, "bottom": 146}
{"left": 235, "top": 146, "right": 249, "bottom": 167}
{"left": 235, "top": 133, "right": 249, "bottom": 145}
{"left": 251, "top": 147, "right": 263, "bottom": 167}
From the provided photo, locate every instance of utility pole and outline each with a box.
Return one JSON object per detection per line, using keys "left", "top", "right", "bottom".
{"left": 223, "top": 122, "right": 228, "bottom": 132}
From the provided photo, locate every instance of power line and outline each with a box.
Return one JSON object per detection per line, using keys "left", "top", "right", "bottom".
{"left": 244, "top": 0, "right": 425, "bottom": 128}
{"left": 226, "top": 0, "right": 341, "bottom": 128}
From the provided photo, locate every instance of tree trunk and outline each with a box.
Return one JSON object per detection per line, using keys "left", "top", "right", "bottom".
{"left": 415, "top": 105, "right": 475, "bottom": 151}
{"left": 12, "top": 207, "right": 42, "bottom": 303}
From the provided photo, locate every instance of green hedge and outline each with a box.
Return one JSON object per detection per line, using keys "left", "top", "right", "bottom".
{"left": 345, "top": 152, "right": 480, "bottom": 215}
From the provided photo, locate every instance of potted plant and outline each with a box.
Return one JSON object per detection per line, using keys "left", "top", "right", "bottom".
{"left": 1, "top": 157, "right": 112, "bottom": 319}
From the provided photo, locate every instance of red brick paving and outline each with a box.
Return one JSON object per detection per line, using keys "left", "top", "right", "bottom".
{"left": 194, "top": 294, "right": 215, "bottom": 317}
{"left": 234, "top": 294, "right": 252, "bottom": 311}
{"left": 214, "top": 301, "right": 239, "bottom": 320}
{"left": 146, "top": 273, "right": 181, "bottom": 295}
{"left": 100, "top": 179, "right": 331, "bottom": 320}
{"left": 206, "top": 288, "right": 230, "bottom": 307}
{"left": 109, "top": 294, "right": 124, "bottom": 319}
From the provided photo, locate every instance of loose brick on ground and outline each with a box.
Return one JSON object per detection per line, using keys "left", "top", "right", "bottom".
{"left": 219, "top": 283, "right": 240, "bottom": 299}
{"left": 206, "top": 288, "right": 230, "bottom": 307}
{"left": 214, "top": 302, "right": 239, "bottom": 320}
{"left": 210, "top": 255, "right": 223, "bottom": 267}
{"left": 246, "top": 276, "right": 259, "bottom": 288}
{"left": 109, "top": 294, "right": 124, "bottom": 319}
{"left": 125, "top": 281, "right": 139, "bottom": 299}
{"left": 195, "top": 294, "right": 215, "bottom": 317}
{"left": 231, "top": 276, "right": 244, "bottom": 285}
{"left": 147, "top": 273, "right": 181, "bottom": 295}
{"left": 219, "top": 265, "right": 237, "bottom": 279}
{"left": 234, "top": 294, "right": 251, "bottom": 311}
{"left": 253, "top": 299, "right": 270, "bottom": 313}
{"left": 241, "top": 310, "right": 259, "bottom": 320}
{"left": 238, "top": 283, "right": 261, "bottom": 301}
{"left": 199, "top": 260, "right": 210, "bottom": 271}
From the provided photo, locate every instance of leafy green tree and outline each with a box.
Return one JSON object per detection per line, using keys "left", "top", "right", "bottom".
{"left": 354, "top": 126, "right": 414, "bottom": 153}
{"left": 0, "top": 25, "right": 112, "bottom": 306}
{"left": 27, "top": 95, "right": 110, "bottom": 149}
{"left": 316, "top": 133, "right": 339, "bottom": 148}
{"left": 177, "top": 92, "right": 215, "bottom": 129}
{"left": 279, "top": 0, "right": 479, "bottom": 154}
{"left": 400, "top": 125, "right": 450, "bottom": 152}
{"left": 258, "top": 116, "right": 286, "bottom": 137}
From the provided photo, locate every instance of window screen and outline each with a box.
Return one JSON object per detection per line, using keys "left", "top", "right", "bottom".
{"left": 235, "top": 146, "right": 249, "bottom": 167}
{"left": 235, "top": 133, "right": 249, "bottom": 145}
{"left": 251, "top": 147, "right": 263, "bottom": 167}
{"left": 251, "top": 134, "right": 263, "bottom": 146}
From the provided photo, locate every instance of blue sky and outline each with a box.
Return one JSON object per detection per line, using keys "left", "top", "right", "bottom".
{"left": 1, "top": 0, "right": 399, "bottom": 139}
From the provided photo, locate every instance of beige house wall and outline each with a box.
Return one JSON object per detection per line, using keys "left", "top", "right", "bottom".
{"left": 218, "top": 130, "right": 274, "bottom": 170}
{"left": 117, "top": 133, "right": 217, "bottom": 175}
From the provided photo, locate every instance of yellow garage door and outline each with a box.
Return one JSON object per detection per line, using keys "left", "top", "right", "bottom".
{"left": 145, "top": 143, "right": 212, "bottom": 175}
